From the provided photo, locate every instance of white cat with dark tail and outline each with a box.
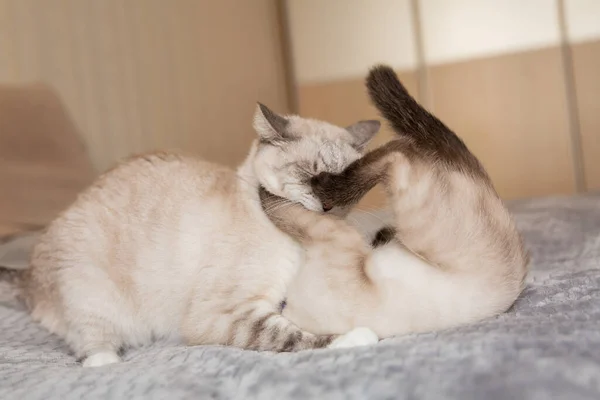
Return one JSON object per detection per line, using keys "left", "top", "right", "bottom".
{"left": 0, "top": 103, "right": 381, "bottom": 367}
{"left": 261, "top": 65, "right": 529, "bottom": 339}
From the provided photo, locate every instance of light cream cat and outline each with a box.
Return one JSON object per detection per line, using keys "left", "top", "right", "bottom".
{"left": 0, "top": 103, "right": 381, "bottom": 367}
{"left": 260, "top": 65, "right": 529, "bottom": 338}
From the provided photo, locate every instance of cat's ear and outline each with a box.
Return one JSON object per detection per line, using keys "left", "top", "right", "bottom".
{"left": 346, "top": 120, "right": 380, "bottom": 151}
{"left": 253, "top": 103, "right": 293, "bottom": 143}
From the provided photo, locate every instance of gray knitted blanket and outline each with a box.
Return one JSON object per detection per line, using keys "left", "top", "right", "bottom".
{"left": 1, "top": 194, "right": 599, "bottom": 399}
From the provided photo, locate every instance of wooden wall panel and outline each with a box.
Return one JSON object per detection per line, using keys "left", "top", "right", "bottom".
{"left": 428, "top": 47, "right": 576, "bottom": 199}
{"left": 0, "top": 0, "right": 288, "bottom": 172}
{"left": 420, "top": 0, "right": 560, "bottom": 65}
{"left": 298, "top": 71, "right": 419, "bottom": 147}
{"left": 287, "top": 0, "right": 416, "bottom": 83}
{"left": 297, "top": 71, "right": 419, "bottom": 209}
{"left": 571, "top": 40, "right": 600, "bottom": 190}
{"left": 285, "top": 1, "right": 600, "bottom": 204}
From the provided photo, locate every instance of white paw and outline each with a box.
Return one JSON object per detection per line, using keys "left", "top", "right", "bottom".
{"left": 82, "top": 351, "right": 122, "bottom": 367}
{"left": 328, "top": 327, "right": 379, "bottom": 349}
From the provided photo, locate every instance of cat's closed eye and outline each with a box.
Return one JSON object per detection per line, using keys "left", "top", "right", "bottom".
{"left": 295, "top": 167, "right": 312, "bottom": 181}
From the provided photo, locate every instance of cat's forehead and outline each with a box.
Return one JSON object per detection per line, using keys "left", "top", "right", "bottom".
{"left": 283, "top": 136, "right": 359, "bottom": 173}
{"left": 277, "top": 118, "right": 358, "bottom": 169}
{"left": 287, "top": 116, "right": 350, "bottom": 141}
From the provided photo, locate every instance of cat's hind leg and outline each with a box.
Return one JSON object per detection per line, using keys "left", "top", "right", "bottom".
{"left": 60, "top": 281, "right": 128, "bottom": 367}
{"left": 65, "top": 315, "right": 123, "bottom": 367}
{"left": 65, "top": 309, "right": 124, "bottom": 367}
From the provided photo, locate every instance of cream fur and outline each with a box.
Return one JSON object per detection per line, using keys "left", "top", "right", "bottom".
{"left": 262, "top": 65, "right": 529, "bottom": 339}
{"left": 262, "top": 139, "right": 528, "bottom": 337}
{"left": 263, "top": 147, "right": 528, "bottom": 339}
{"left": 14, "top": 105, "right": 381, "bottom": 366}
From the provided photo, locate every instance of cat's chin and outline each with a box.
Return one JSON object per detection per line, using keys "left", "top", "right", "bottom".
{"left": 300, "top": 203, "right": 323, "bottom": 213}
{"left": 297, "top": 201, "right": 349, "bottom": 216}
{"left": 327, "top": 207, "right": 350, "bottom": 217}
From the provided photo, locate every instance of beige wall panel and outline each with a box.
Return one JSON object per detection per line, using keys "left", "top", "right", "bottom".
{"left": 0, "top": 0, "right": 288, "bottom": 172}
{"left": 564, "top": 0, "right": 600, "bottom": 43}
{"left": 571, "top": 40, "right": 600, "bottom": 190}
{"left": 428, "top": 48, "right": 576, "bottom": 200}
{"left": 420, "top": 0, "right": 560, "bottom": 65}
{"left": 286, "top": 0, "right": 416, "bottom": 84}
{"left": 297, "top": 71, "right": 419, "bottom": 209}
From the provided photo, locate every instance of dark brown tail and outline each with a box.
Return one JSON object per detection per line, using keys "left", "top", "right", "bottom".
{"left": 366, "top": 64, "right": 483, "bottom": 173}
{"left": 366, "top": 65, "right": 450, "bottom": 138}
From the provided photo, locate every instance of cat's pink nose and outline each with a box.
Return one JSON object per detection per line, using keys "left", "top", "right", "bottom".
{"left": 323, "top": 204, "right": 333, "bottom": 212}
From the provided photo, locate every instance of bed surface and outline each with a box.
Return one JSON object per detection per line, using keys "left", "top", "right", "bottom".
{"left": 1, "top": 194, "right": 599, "bottom": 399}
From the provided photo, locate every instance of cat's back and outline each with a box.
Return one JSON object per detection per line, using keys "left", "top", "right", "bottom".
{"left": 25, "top": 152, "right": 238, "bottom": 299}
{"left": 85, "top": 151, "right": 234, "bottom": 204}
{"left": 40, "top": 151, "right": 241, "bottom": 248}
{"left": 23, "top": 151, "right": 269, "bottom": 341}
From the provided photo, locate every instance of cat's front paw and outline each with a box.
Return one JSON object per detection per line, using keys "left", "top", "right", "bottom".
{"left": 82, "top": 351, "right": 122, "bottom": 367}
{"left": 328, "top": 327, "right": 379, "bottom": 349}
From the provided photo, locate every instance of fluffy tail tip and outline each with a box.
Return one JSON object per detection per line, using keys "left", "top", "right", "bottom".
{"left": 367, "top": 64, "right": 396, "bottom": 81}
{"left": 366, "top": 64, "right": 410, "bottom": 102}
